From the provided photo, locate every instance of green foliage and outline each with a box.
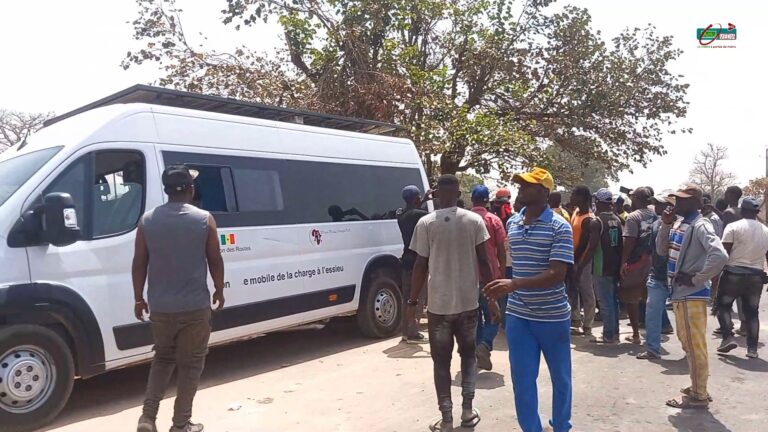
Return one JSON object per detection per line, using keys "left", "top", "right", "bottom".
{"left": 124, "top": 0, "right": 690, "bottom": 180}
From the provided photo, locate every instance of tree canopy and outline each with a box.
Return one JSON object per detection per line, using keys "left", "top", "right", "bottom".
{"left": 0, "top": 109, "right": 54, "bottom": 152}
{"left": 688, "top": 143, "right": 737, "bottom": 200}
{"left": 124, "top": 0, "right": 690, "bottom": 179}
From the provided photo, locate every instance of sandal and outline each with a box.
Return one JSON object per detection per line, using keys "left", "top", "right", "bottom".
{"left": 636, "top": 351, "right": 660, "bottom": 360}
{"left": 460, "top": 408, "right": 481, "bottom": 428}
{"left": 570, "top": 328, "right": 585, "bottom": 336}
{"left": 625, "top": 335, "right": 641, "bottom": 345}
{"left": 590, "top": 336, "right": 618, "bottom": 344}
{"left": 666, "top": 395, "right": 709, "bottom": 409}
{"left": 680, "top": 387, "right": 713, "bottom": 402}
{"left": 429, "top": 418, "right": 453, "bottom": 432}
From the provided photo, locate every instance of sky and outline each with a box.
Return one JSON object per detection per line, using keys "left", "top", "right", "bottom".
{"left": 1, "top": 0, "right": 767, "bottom": 193}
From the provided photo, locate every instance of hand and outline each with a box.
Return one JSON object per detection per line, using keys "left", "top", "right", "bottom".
{"left": 488, "top": 300, "right": 503, "bottom": 324}
{"left": 662, "top": 206, "right": 676, "bottom": 225}
{"left": 676, "top": 273, "right": 694, "bottom": 287}
{"left": 574, "top": 264, "right": 584, "bottom": 280}
{"left": 134, "top": 299, "right": 148, "bottom": 322}
{"left": 620, "top": 263, "right": 630, "bottom": 278}
{"left": 484, "top": 279, "right": 517, "bottom": 300}
{"left": 424, "top": 189, "right": 434, "bottom": 201}
{"left": 212, "top": 289, "right": 225, "bottom": 310}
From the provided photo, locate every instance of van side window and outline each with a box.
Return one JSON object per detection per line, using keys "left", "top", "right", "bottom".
{"left": 43, "top": 150, "right": 145, "bottom": 239}
{"left": 163, "top": 151, "right": 424, "bottom": 228}
{"left": 188, "top": 165, "right": 237, "bottom": 213}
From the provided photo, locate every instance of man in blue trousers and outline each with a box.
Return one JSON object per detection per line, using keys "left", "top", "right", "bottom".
{"left": 485, "top": 167, "right": 574, "bottom": 432}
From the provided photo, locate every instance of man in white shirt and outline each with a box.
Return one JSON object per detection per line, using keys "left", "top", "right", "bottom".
{"left": 408, "top": 174, "right": 493, "bottom": 432}
{"left": 716, "top": 197, "right": 768, "bottom": 359}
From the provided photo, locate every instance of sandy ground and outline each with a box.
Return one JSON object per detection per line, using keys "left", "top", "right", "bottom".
{"left": 41, "top": 303, "right": 768, "bottom": 432}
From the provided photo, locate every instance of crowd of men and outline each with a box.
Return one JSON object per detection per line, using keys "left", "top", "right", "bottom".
{"left": 396, "top": 169, "right": 768, "bottom": 431}
{"left": 129, "top": 164, "right": 767, "bottom": 432}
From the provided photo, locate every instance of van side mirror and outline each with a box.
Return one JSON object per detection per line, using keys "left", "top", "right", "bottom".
{"left": 41, "top": 193, "right": 81, "bottom": 247}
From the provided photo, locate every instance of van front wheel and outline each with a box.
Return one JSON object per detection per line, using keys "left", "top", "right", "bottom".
{"left": 0, "top": 325, "right": 75, "bottom": 432}
{"left": 357, "top": 269, "right": 402, "bottom": 338}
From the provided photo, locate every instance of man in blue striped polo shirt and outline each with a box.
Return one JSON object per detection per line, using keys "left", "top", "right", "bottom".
{"left": 485, "top": 167, "right": 574, "bottom": 432}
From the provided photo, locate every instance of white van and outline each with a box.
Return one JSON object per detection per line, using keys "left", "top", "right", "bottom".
{"left": 0, "top": 85, "right": 430, "bottom": 431}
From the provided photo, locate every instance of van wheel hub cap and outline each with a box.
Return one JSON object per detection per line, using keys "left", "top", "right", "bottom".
{"left": 374, "top": 288, "right": 397, "bottom": 326}
{"left": 0, "top": 346, "right": 55, "bottom": 413}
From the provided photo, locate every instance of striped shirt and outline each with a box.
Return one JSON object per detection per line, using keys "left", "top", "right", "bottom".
{"left": 506, "top": 206, "right": 574, "bottom": 321}
{"left": 668, "top": 214, "right": 710, "bottom": 301}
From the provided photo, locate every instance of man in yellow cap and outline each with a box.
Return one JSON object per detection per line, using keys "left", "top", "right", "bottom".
{"left": 484, "top": 167, "right": 574, "bottom": 432}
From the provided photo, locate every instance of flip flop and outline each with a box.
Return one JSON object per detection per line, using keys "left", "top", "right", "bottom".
{"left": 666, "top": 395, "right": 709, "bottom": 409}
{"left": 625, "top": 335, "right": 641, "bottom": 345}
{"left": 570, "top": 328, "right": 584, "bottom": 336}
{"left": 429, "top": 418, "right": 453, "bottom": 432}
{"left": 460, "top": 409, "right": 481, "bottom": 428}
{"left": 680, "top": 387, "right": 713, "bottom": 402}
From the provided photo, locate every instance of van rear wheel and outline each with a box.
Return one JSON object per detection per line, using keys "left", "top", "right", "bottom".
{"left": 0, "top": 325, "right": 74, "bottom": 432}
{"left": 357, "top": 269, "right": 402, "bottom": 338}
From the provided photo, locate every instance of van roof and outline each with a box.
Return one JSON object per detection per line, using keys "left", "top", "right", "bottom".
{"left": 44, "top": 84, "right": 405, "bottom": 137}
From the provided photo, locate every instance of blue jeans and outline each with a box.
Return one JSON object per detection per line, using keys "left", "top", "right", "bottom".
{"left": 594, "top": 276, "right": 619, "bottom": 340}
{"left": 506, "top": 314, "right": 572, "bottom": 432}
{"left": 645, "top": 277, "right": 672, "bottom": 355}
{"left": 477, "top": 294, "right": 500, "bottom": 350}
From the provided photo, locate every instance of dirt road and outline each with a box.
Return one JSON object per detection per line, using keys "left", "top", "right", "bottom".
{"left": 42, "top": 309, "right": 768, "bottom": 432}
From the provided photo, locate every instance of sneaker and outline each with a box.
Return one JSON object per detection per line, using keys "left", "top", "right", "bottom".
{"left": 662, "top": 327, "right": 674, "bottom": 335}
{"left": 636, "top": 351, "right": 660, "bottom": 360}
{"left": 747, "top": 349, "right": 759, "bottom": 359}
{"left": 476, "top": 344, "right": 493, "bottom": 371}
{"left": 717, "top": 337, "right": 738, "bottom": 354}
{"left": 137, "top": 415, "right": 157, "bottom": 432}
{"left": 169, "top": 422, "right": 204, "bottom": 432}
{"left": 406, "top": 332, "right": 429, "bottom": 344}
{"left": 712, "top": 328, "right": 723, "bottom": 336}
{"left": 735, "top": 328, "right": 747, "bottom": 337}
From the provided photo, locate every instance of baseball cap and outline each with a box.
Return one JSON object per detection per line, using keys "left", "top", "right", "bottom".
{"left": 162, "top": 165, "right": 198, "bottom": 192}
{"left": 594, "top": 188, "right": 613, "bottom": 203}
{"left": 669, "top": 183, "right": 703, "bottom": 201}
{"left": 651, "top": 195, "right": 673, "bottom": 205}
{"left": 402, "top": 185, "right": 422, "bottom": 201}
{"left": 495, "top": 187, "right": 511, "bottom": 199}
{"left": 740, "top": 197, "right": 760, "bottom": 211}
{"left": 471, "top": 184, "right": 490, "bottom": 201}
{"left": 512, "top": 167, "right": 554, "bottom": 192}
{"left": 629, "top": 187, "right": 653, "bottom": 201}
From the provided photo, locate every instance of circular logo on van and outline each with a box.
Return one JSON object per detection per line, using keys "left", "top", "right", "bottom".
{"left": 310, "top": 229, "right": 323, "bottom": 246}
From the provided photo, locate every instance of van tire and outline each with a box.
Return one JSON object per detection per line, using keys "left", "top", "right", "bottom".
{"left": 357, "top": 268, "right": 403, "bottom": 338}
{"left": 0, "top": 325, "right": 75, "bottom": 432}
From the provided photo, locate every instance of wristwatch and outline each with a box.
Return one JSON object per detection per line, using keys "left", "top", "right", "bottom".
{"left": 406, "top": 298, "right": 419, "bottom": 306}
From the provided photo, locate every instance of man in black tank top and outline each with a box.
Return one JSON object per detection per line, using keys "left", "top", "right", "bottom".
{"left": 590, "top": 189, "right": 624, "bottom": 344}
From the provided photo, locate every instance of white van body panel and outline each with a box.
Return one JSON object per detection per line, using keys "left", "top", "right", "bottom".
{"left": 1, "top": 103, "right": 428, "bottom": 371}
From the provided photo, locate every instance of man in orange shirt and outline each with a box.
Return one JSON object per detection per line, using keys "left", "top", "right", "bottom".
{"left": 569, "top": 186, "right": 601, "bottom": 336}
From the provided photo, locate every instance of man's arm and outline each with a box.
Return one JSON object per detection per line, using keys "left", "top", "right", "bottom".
{"left": 577, "top": 218, "right": 601, "bottom": 272}
{"left": 476, "top": 243, "right": 493, "bottom": 284}
{"left": 495, "top": 237, "right": 507, "bottom": 276}
{"left": 691, "top": 222, "right": 729, "bottom": 287}
{"left": 410, "top": 255, "right": 428, "bottom": 302}
{"left": 485, "top": 261, "right": 569, "bottom": 298}
{"left": 206, "top": 215, "right": 226, "bottom": 309}
{"left": 132, "top": 225, "right": 149, "bottom": 321}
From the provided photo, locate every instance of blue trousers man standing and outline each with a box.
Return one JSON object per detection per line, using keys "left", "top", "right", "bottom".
{"left": 485, "top": 168, "right": 574, "bottom": 431}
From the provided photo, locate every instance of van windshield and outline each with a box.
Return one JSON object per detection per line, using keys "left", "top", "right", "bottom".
{"left": 0, "top": 147, "right": 62, "bottom": 208}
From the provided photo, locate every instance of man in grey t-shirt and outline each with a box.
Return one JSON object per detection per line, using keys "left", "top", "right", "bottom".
{"left": 408, "top": 174, "right": 492, "bottom": 432}
{"left": 620, "top": 187, "right": 656, "bottom": 344}
{"left": 134, "top": 165, "right": 225, "bottom": 432}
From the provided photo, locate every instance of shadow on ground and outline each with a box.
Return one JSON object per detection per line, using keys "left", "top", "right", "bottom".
{"left": 41, "top": 317, "right": 386, "bottom": 431}
{"left": 452, "top": 370, "right": 505, "bottom": 390}
{"left": 668, "top": 410, "right": 732, "bottom": 432}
